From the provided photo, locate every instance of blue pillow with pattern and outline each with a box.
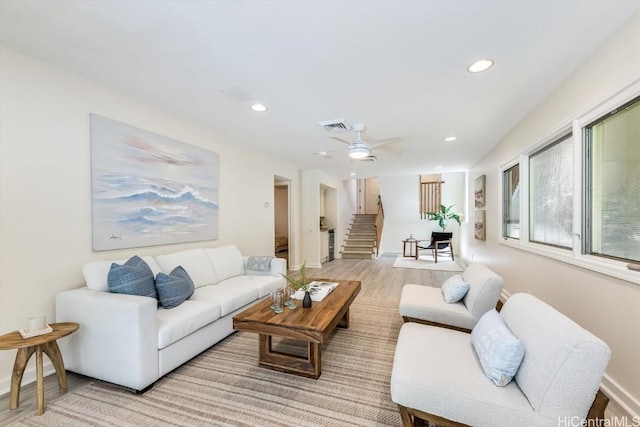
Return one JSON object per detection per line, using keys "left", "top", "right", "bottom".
{"left": 107, "top": 255, "right": 157, "bottom": 299}
{"left": 471, "top": 309, "right": 525, "bottom": 386}
{"left": 441, "top": 274, "right": 469, "bottom": 303}
{"left": 155, "top": 266, "right": 194, "bottom": 309}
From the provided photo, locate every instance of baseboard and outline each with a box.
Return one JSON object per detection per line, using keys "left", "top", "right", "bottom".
{"left": 0, "top": 360, "right": 56, "bottom": 397}
{"left": 601, "top": 374, "right": 640, "bottom": 420}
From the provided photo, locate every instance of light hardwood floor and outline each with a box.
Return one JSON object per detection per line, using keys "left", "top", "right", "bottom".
{"left": 0, "top": 255, "right": 626, "bottom": 424}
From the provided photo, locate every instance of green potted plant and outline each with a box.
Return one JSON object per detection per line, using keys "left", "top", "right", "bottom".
{"left": 281, "top": 261, "right": 313, "bottom": 308}
{"left": 426, "top": 204, "right": 462, "bottom": 231}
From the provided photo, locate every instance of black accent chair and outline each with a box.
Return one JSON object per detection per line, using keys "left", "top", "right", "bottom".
{"left": 416, "top": 232, "right": 453, "bottom": 263}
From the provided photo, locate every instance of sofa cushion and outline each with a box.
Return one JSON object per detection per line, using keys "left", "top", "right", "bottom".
{"left": 471, "top": 309, "right": 524, "bottom": 386}
{"left": 399, "top": 284, "right": 477, "bottom": 330}
{"left": 157, "top": 300, "right": 221, "bottom": 349}
{"left": 84, "top": 256, "right": 162, "bottom": 292}
{"left": 107, "top": 256, "right": 157, "bottom": 299}
{"left": 205, "top": 245, "right": 245, "bottom": 282}
{"left": 391, "top": 322, "right": 538, "bottom": 426}
{"left": 220, "top": 274, "right": 283, "bottom": 299}
{"left": 155, "top": 249, "right": 218, "bottom": 288}
{"left": 190, "top": 280, "right": 259, "bottom": 316}
{"left": 441, "top": 275, "right": 469, "bottom": 304}
{"left": 155, "top": 266, "right": 195, "bottom": 309}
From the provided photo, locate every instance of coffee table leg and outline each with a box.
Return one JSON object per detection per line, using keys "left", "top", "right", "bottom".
{"left": 337, "top": 308, "right": 350, "bottom": 329}
{"left": 308, "top": 342, "right": 321, "bottom": 378}
{"left": 10, "top": 346, "right": 35, "bottom": 409}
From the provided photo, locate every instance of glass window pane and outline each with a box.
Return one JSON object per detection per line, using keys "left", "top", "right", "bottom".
{"left": 529, "top": 134, "right": 573, "bottom": 248}
{"left": 503, "top": 164, "right": 520, "bottom": 239}
{"left": 588, "top": 97, "right": 640, "bottom": 262}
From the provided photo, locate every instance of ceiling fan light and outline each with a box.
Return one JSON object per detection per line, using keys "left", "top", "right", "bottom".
{"left": 349, "top": 147, "right": 370, "bottom": 159}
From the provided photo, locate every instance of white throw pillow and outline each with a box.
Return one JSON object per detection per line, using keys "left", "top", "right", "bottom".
{"left": 471, "top": 309, "right": 525, "bottom": 386}
{"left": 441, "top": 274, "right": 470, "bottom": 303}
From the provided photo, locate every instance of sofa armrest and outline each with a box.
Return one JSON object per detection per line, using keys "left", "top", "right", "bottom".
{"left": 55, "top": 288, "right": 159, "bottom": 391}
{"left": 243, "top": 256, "right": 287, "bottom": 277}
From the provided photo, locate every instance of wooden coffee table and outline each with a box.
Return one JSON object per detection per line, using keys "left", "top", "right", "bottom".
{"left": 233, "top": 278, "right": 360, "bottom": 379}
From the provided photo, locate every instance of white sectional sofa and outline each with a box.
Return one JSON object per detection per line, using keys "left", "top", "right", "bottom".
{"left": 55, "top": 244, "right": 285, "bottom": 392}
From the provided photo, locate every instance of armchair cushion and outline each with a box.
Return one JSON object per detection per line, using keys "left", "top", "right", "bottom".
{"left": 441, "top": 275, "right": 469, "bottom": 303}
{"left": 107, "top": 255, "right": 157, "bottom": 299}
{"left": 471, "top": 309, "right": 524, "bottom": 386}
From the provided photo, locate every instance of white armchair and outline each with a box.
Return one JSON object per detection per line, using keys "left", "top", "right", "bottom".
{"left": 399, "top": 263, "right": 504, "bottom": 332}
{"left": 391, "top": 293, "right": 611, "bottom": 426}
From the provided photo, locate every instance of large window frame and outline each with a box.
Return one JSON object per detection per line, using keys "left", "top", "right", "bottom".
{"left": 499, "top": 79, "right": 640, "bottom": 285}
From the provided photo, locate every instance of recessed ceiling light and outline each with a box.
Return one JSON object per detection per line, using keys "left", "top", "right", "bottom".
{"left": 319, "top": 151, "right": 328, "bottom": 155}
{"left": 350, "top": 172, "right": 356, "bottom": 176}
{"left": 444, "top": 136, "right": 457, "bottom": 142}
{"left": 250, "top": 103, "right": 268, "bottom": 112}
{"left": 436, "top": 166, "right": 443, "bottom": 170}
{"left": 467, "top": 59, "right": 494, "bottom": 73}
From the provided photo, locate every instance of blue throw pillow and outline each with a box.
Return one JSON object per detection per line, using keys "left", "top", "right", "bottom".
{"left": 471, "top": 309, "right": 525, "bottom": 386}
{"left": 441, "top": 274, "right": 469, "bottom": 303}
{"left": 155, "top": 266, "right": 194, "bottom": 309}
{"left": 108, "top": 255, "right": 157, "bottom": 299}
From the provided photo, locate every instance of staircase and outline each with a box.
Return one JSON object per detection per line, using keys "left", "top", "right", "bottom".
{"left": 341, "top": 214, "right": 377, "bottom": 259}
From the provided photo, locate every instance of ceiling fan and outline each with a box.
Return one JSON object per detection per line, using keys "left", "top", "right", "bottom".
{"left": 329, "top": 123, "right": 400, "bottom": 159}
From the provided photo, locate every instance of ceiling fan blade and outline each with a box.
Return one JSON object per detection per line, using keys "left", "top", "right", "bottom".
{"left": 368, "top": 137, "right": 401, "bottom": 149}
{"left": 329, "top": 136, "right": 353, "bottom": 145}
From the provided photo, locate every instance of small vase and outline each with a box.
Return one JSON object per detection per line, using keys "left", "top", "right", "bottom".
{"left": 302, "top": 291, "right": 312, "bottom": 308}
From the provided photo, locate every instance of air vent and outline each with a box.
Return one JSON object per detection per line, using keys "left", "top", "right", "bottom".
{"left": 318, "top": 119, "right": 351, "bottom": 133}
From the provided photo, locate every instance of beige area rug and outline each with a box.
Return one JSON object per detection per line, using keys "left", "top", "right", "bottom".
{"left": 9, "top": 299, "right": 403, "bottom": 427}
{"left": 392, "top": 255, "right": 463, "bottom": 272}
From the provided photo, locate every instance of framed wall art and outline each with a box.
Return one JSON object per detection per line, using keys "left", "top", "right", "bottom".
{"left": 90, "top": 114, "right": 219, "bottom": 251}
{"left": 474, "top": 210, "right": 486, "bottom": 241}
{"left": 474, "top": 174, "right": 486, "bottom": 208}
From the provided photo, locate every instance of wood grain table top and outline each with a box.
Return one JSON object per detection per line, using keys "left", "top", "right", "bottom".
{"left": 233, "top": 279, "right": 361, "bottom": 335}
{"left": 0, "top": 322, "right": 79, "bottom": 350}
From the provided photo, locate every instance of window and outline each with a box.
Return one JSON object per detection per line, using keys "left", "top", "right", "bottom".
{"left": 420, "top": 175, "right": 442, "bottom": 219}
{"left": 502, "top": 164, "right": 520, "bottom": 239}
{"left": 529, "top": 132, "right": 573, "bottom": 248}
{"left": 584, "top": 96, "right": 640, "bottom": 263}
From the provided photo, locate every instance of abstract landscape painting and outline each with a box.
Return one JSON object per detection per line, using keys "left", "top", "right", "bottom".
{"left": 90, "top": 114, "right": 219, "bottom": 251}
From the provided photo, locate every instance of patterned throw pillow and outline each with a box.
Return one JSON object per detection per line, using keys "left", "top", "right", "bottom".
{"left": 471, "top": 309, "right": 525, "bottom": 386}
{"left": 107, "top": 255, "right": 157, "bottom": 299}
{"left": 441, "top": 274, "right": 470, "bottom": 303}
{"left": 155, "top": 266, "right": 195, "bottom": 309}
{"left": 246, "top": 256, "right": 274, "bottom": 271}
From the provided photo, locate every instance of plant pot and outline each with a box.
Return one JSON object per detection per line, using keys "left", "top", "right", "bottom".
{"left": 303, "top": 291, "right": 312, "bottom": 308}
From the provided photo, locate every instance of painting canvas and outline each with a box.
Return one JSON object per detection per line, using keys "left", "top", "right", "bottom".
{"left": 90, "top": 114, "right": 219, "bottom": 251}
{"left": 475, "top": 210, "right": 486, "bottom": 241}
{"left": 474, "top": 174, "right": 486, "bottom": 208}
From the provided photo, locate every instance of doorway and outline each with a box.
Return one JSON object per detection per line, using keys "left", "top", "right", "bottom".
{"left": 274, "top": 178, "right": 290, "bottom": 266}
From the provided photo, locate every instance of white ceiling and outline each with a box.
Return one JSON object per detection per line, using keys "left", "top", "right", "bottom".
{"left": 1, "top": 1, "right": 638, "bottom": 179}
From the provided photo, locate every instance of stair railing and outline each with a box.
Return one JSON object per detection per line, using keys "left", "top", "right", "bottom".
{"left": 375, "top": 195, "right": 384, "bottom": 257}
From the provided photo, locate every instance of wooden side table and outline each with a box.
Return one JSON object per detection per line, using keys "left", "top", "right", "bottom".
{"left": 402, "top": 239, "right": 417, "bottom": 258}
{"left": 0, "top": 322, "right": 79, "bottom": 415}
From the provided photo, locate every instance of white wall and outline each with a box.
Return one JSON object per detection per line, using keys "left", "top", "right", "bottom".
{"left": 0, "top": 47, "right": 302, "bottom": 393}
{"left": 378, "top": 172, "right": 466, "bottom": 254}
{"left": 460, "top": 11, "right": 640, "bottom": 416}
